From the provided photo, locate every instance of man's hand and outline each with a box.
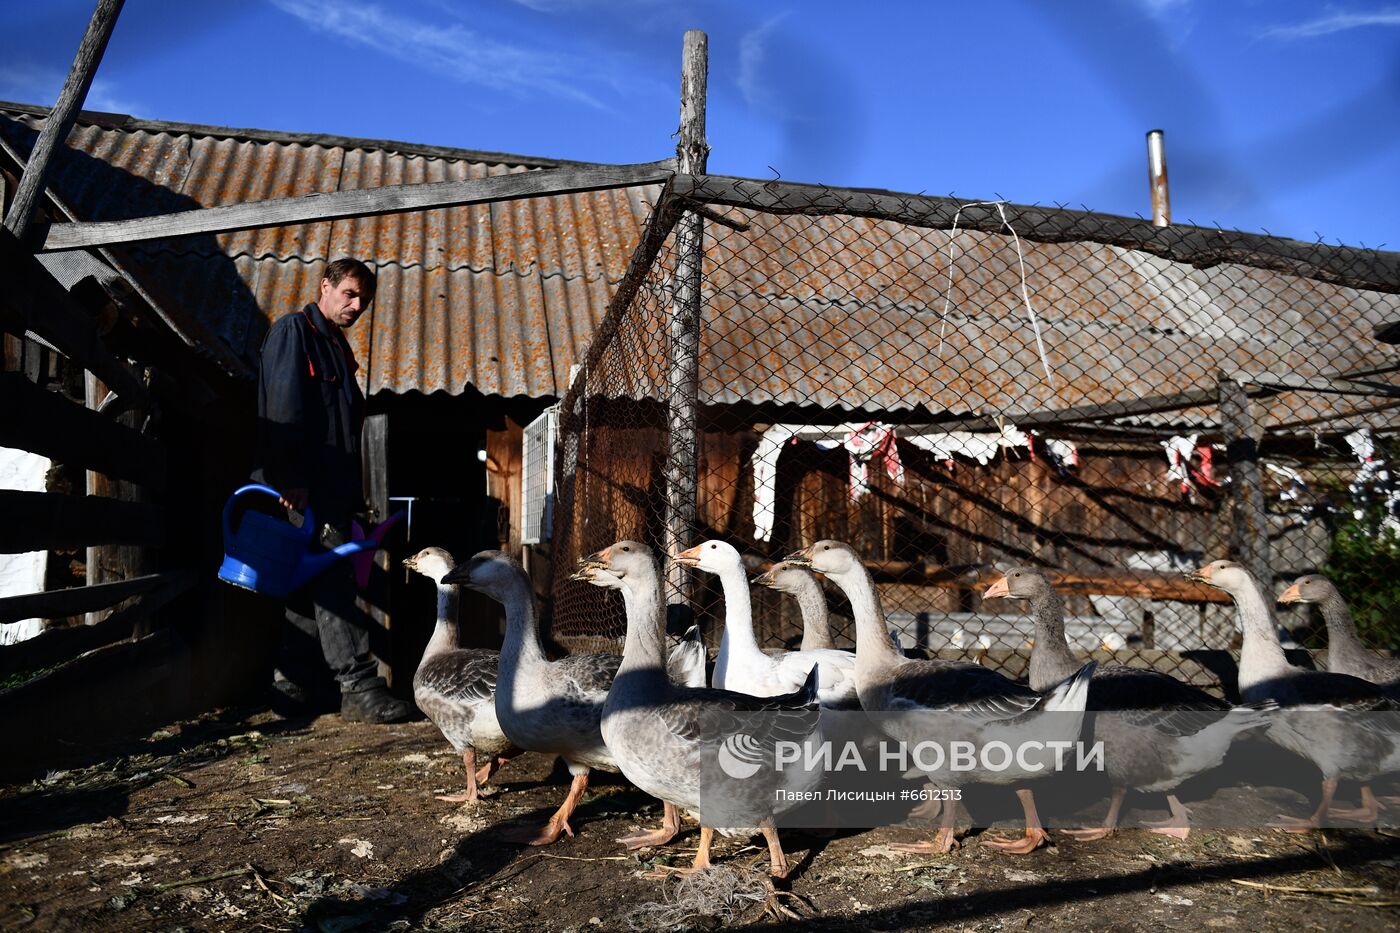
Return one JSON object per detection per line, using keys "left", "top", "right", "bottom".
{"left": 279, "top": 487, "right": 309, "bottom": 511}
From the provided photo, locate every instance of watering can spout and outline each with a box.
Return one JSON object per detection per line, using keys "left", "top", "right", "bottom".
{"left": 290, "top": 539, "right": 382, "bottom": 591}
{"left": 218, "top": 484, "right": 399, "bottom": 599}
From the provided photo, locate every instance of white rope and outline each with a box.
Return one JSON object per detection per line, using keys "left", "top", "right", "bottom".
{"left": 936, "top": 200, "right": 1058, "bottom": 393}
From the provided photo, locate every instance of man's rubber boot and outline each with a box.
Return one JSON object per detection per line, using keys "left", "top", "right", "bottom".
{"left": 341, "top": 687, "right": 414, "bottom": 724}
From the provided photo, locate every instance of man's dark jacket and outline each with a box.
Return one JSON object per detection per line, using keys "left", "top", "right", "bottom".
{"left": 253, "top": 303, "right": 365, "bottom": 526}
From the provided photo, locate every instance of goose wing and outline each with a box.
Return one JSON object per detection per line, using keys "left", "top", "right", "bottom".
{"left": 1089, "top": 665, "right": 1232, "bottom": 736}
{"left": 415, "top": 649, "right": 499, "bottom": 706}
{"left": 885, "top": 660, "right": 1042, "bottom": 719}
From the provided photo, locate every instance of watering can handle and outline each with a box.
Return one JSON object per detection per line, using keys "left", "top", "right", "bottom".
{"left": 222, "top": 483, "right": 316, "bottom": 540}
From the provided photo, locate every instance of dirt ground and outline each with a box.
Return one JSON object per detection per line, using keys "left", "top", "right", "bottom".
{"left": 3, "top": 706, "right": 1399, "bottom": 933}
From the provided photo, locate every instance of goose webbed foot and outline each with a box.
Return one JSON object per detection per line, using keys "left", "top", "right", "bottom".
{"left": 1061, "top": 787, "right": 1126, "bottom": 842}
{"left": 1141, "top": 794, "right": 1191, "bottom": 840}
{"left": 506, "top": 816, "right": 574, "bottom": 846}
{"left": 1060, "top": 826, "right": 1115, "bottom": 841}
{"left": 437, "top": 749, "right": 485, "bottom": 802}
{"left": 1272, "top": 778, "right": 1337, "bottom": 833}
{"left": 643, "top": 825, "right": 713, "bottom": 878}
{"left": 1326, "top": 785, "right": 1384, "bottom": 824}
{"left": 891, "top": 826, "right": 960, "bottom": 855}
{"left": 982, "top": 787, "right": 1051, "bottom": 853}
{"left": 980, "top": 826, "right": 1052, "bottom": 854}
{"left": 617, "top": 801, "right": 681, "bottom": 850}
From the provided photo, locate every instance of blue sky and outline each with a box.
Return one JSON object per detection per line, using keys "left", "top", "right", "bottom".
{"left": 1, "top": 0, "right": 1397, "bottom": 248}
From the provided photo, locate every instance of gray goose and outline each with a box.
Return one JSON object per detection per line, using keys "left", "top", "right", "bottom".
{"left": 578, "top": 540, "right": 820, "bottom": 880}
{"left": 1280, "top": 574, "right": 1400, "bottom": 695}
{"left": 755, "top": 560, "right": 837, "bottom": 651}
{"left": 404, "top": 547, "right": 519, "bottom": 802}
{"left": 790, "top": 540, "right": 1094, "bottom": 855}
{"left": 1192, "top": 560, "right": 1400, "bottom": 828}
{"left": 986, "top": 566, "right": 1274, "bottom": 841}
{"left": 441, "top": 551, "right": 698, "bottom": 848}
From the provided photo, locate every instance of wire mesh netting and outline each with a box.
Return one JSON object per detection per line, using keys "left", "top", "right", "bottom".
{"left": 548, "top": 176, "right": 1400, "bottom": 692}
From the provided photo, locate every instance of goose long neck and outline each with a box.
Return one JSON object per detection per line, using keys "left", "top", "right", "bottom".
{"left": 616, "top": 574, "right": 669, "bottom": 687}
{"left": 1231, "top": 576, "right": 1292, "bottom": 689}
{"left": 1318, "top": 589, "right": 1369, "bottom": 665}
{"left": 497, "top": 574, "right": 546, "bottom": 671}
{"left": 1026, "top": 587, "right": 1078, "bottom": 692}
{"left": 832, "top": 562, "right": 902, "bottom": 669}
{"left": 421, "top": 583, "right": 461, "bottom": 659}
{"left": 716, "top": 563, "right": 761, "bottom": 658}
{"left": 793, "top": 577, "right": 834, "bottom": 651}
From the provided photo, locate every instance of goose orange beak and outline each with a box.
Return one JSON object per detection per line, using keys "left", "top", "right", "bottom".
{"left": 578, "top": 546, "right": 612, "bottom": 569}
{"left": 1184, "top": 565, "right": 1211, "bottom": 583}
{"left": 673, "top": 544, "right": 702, "bottom": 566}
{"left": 782, "top": 545, "right": 814, "bottom": 568}
{"left": 1278, "top": 582, "right": 1303, "bottom": 604}
{"left": 983, "top": 575, "right": 1011, "bottom": 600}
{"left": 753, "top": 567, "right": 776, "bottom": 587}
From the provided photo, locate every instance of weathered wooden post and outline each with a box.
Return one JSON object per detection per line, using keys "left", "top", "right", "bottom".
{"left": 1218, "top": 376, "right": 1271, "bottom": 587}
{"left": 664, "top": 30, "right": 709, "bottom": 608}
{"left": 3, "top": 0, "right": 125, "bottom": 240}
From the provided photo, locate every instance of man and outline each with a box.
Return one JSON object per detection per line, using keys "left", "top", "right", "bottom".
{"left": 253, "top": 258, "right": 412, "bottom": 724}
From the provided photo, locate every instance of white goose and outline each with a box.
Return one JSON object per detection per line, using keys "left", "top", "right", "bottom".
{"left": 578, "top": 541, "right": 821, "bottom": 881}
{"left": 404, "top": 547, "right": 519, "bottom": 802}
{"left": 677, "top": 540, "right": 858, "bottom": 707}
{"left": 790, "top": 540, "right": 1095, "bottom": 854}
{"left": 1192, "top": 560, "right": 1400, "bottom": 828}
{"left": 442, "top": 551, "right": 698, "bottom": 848}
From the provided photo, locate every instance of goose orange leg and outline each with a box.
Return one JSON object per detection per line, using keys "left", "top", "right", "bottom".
{"left": 436, "top": 749, "right": 483, "bottom": 803}
{"left": 644, "top": 825, "right": 714, "bottom": 878}
{"left": 1327, "top": 784, "right": 1385, "bottom": 824}
{"left": 507, "top": 771, "right": 589, "bottom": 845}
{"left": 1062, "top": 786, "right": 1127, "bottom": 841}
{"left": 982, "top": 788, "right": 1052, "bottom": 854}
{"left": 473, "top": 752, "right": 516, "bottom": 791}
{"left": 1140, "top": 794, "right": 1192, "bottom": 840}
{"left": 617, "top": 801, "right": 683, "bottom": 850}
{"left": 893, "top": 789, "right": 961, "bottom": 854}
{"left": 1274, "top": 778, "right": 1338, "bottom": 832}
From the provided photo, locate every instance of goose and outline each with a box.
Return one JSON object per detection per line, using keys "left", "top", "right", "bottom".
{"left": 678, "top": 540, "right": 858, "bottom": 707}
{"left": 985, "top": 567, "right": 1275, "bottom": 841}
{"left": 577, "top": 540, "right": 821, "bottom": 880}
{"left": 789, "top": 540, "right": 1095, "bottom": 854}
{"left": 404, "top": 547, "right": 520, "bottom": 802}
{"left": 755, "top": 560, "right": 836, "bottom": 651}
{"left": 952, "top": 628, "right": 993, "bottom": 665}
{"left": 1190, "top": 560, "right": 1400, "bottom": 828}
{"left": 1279, "top": 574, "right": 1400, "bottom": 692}
{"left": 441, "top": 551, "right": 698, "bottom": 848}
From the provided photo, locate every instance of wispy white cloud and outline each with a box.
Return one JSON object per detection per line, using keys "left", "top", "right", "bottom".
{"left": 0, "top": 63, "right": 141, "bottom": 114}
{"left": 738, "top": 12, "right": 792, "bottom": 118}
{"left": 268, "top": 0, "right": 608, "bottom": 109}
{"left": 1262, "top": 6, "right": 1400, "bottom": 40}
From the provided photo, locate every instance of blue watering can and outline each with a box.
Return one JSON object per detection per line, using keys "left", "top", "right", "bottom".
{"left": 217, "top": 484, "right": 384, "bottom": 598}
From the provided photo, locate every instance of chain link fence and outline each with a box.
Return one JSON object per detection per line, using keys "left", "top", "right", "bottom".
{"left": 548, "top": 175, "right": 1400, "bottom": 694}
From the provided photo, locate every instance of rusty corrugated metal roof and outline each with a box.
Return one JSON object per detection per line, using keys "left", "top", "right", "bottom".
{"left": 0, "top": 104, "right": 658, "bottom": 400}
{"left": 2, "top": 102, "right": 1395, "bottom": 416}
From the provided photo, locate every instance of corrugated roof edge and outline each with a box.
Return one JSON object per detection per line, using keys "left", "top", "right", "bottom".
{"left": 0, "top": 99, "right": 603, "bottom": 170}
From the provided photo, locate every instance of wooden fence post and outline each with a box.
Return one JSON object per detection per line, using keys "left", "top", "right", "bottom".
{"left": 1218, "top": 376, "right": 1271, "bottom": 587}
{"left": 3, "top": 0, "right": 125, "bottom": 240}
{"left": 664, "top": 30, "right": 708, "bottom": 609}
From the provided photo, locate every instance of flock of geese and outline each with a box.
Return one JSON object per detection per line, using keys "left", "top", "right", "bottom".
{"left": 397, "top": 541, "right": 1399, "bottom": 882}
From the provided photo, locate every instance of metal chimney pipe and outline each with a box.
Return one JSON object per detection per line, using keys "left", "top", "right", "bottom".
{"left": 1146, "top": 129, "right": 1170, "bottom": 226}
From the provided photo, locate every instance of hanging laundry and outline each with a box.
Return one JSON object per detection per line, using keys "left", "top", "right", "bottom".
{"left": 752, "top": 424, "right": 798, "bottom": 542}
{"left": 843, "top": 421, "right": 903, "bottom": 501}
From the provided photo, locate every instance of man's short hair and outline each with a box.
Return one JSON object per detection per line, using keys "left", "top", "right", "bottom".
{"left": 323, "top": 258, "right": 377, "bottom": 296}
